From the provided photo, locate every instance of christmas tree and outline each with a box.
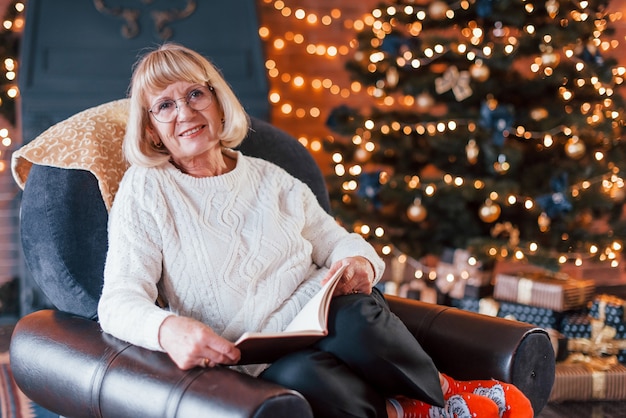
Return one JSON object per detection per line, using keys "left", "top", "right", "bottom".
{"left": 324, "top": 0, "right": 626, "bottom": 270}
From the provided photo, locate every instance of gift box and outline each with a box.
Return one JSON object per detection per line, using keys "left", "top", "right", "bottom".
{"left": 381, "top": 254, "right": 415, "bottom": 283}
{"left": 398, "top": 280, "right": 438, "bottom": 304}
{"left": 560, "top": 257, "right": 626, "bottom": 288}
{"left": 589, "top": 294, "right": 626, "bottom": 326}
{"left": 566, "top": 318, "right": 626, "bottom": 360}
{"left": 560, "top": 312, "right": 591, "bottom": 339}
{"left": 436, "top": 267, "right": 494, "bottom": 300}
{"left": 546, "top": 328, "right": 570, "bottom": 362}
{"left": 497, "top": 301, "right": 565, "bottom": 330}
{"left": 436, "top": 257, "right": 494, "bottom": 300}
{"left": 439, "top": 247, "right": 495, "bottom": 270}
{"left": 549, "top": 355, "right": 626, "bottom": 402}
{"left": 493, "top": 272, "right": 595, "bottom": 312}
{"left": 380, "top": 252, "right": 437, "bottom": 285}
{"left": 451, "top": 297, "right": 480, "bottom": 313}
{"left": 451, "top": 297, "right": 499, "bottom": 317}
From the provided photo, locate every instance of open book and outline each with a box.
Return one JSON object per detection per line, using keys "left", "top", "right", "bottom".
{"left": 235, "top": 264, "right": 348, "bottom": 364}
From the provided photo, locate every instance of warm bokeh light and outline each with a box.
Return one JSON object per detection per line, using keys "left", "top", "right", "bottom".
{"left": 258, "top": 0, "right": 626, "bottom": 271}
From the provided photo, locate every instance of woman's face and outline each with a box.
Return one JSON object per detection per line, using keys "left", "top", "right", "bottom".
{"left": 146, "top": 81, "right": 223, "bottom": 165}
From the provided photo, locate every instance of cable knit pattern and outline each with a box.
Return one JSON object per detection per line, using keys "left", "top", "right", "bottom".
{"left": 98, "top": 150, "right": 385, "bottom": 375}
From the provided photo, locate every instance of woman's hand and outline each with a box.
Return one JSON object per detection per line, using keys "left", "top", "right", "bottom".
{"left": 158, "top": 315, "right": 241, "bottom": 370}
{"left": 322, "top": 256, "right": 375, "bottom": 296}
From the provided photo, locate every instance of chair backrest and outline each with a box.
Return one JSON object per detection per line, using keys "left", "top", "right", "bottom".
{"left": 19, "top": 116, "right": 330, "bottom": 319}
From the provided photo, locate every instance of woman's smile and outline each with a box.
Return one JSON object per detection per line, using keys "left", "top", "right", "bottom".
{"left": 178, "top": 125, "right": 206, "bottom": 138}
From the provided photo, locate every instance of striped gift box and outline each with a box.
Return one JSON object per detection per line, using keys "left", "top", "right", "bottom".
{"left": 494, "top": 272, "right": 595, "bottom": 312}
{"left": 549, "top": 358, "right": 626, "bottom": 401}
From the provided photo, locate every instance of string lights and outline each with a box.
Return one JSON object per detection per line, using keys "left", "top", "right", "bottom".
{"left": 316, "top": 0, "right": 626, "bottom": 272}
{"left": 258, "top": 0, "right": 378, "bottom": 154}
{"left": 0, "top": 0, "right": 25, "bottom": 164}
{"left": 259, "top": 0, "right": 626, "bottom": 276}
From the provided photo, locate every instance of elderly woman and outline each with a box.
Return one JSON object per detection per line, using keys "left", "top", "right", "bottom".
{"left": 98, "top": 43, "right": 532, "bottom": 418}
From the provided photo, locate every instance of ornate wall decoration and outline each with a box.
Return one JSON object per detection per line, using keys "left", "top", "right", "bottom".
{"left": 93, "top": 0, "right": 196, "bottom": 40}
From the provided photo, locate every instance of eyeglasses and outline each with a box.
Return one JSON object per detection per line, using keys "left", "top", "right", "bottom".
{"left": 148, "top": 85, "right": 214, "bottom": 123}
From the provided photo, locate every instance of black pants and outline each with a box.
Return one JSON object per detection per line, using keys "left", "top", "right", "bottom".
{"left": 260, "top": 288, "right": 444, "bottom": 418}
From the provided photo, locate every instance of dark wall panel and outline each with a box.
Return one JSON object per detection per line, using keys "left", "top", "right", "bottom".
{"left": 16, "top": 0, "right": 269, "bottom": 314}
{"left": 19, "top": 0, "right": 269, "bottom": 143}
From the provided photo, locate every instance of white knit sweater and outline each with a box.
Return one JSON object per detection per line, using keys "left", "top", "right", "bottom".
{"left": 98, "top": 150, "right": 384, "bottom": 366}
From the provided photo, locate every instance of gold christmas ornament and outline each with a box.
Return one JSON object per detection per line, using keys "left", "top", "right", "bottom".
{"left": 466, "top": 139, "right": 479, "bottom": 164}
{"left": 565, "top": 136, "right": 586, "bottom": 159}
{"left": 407, "top": 198, "right": 428, "bottom": 222}
{"left": 478, "top": 199, "right": 501, "bottom": 223}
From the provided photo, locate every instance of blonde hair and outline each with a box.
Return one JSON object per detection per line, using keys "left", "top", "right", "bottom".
{"left": 124, "top": 43, "right": 250, "bottom": 167}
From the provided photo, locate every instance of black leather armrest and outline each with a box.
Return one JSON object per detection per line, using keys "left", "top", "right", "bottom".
{"left": 10, "top": 310, "right": 313, "bottom": 418}
{"left": 10, "top": 303, "right": 555, "bottom": 417}
{"left": 387, "top": 295, "right": 555, "bottom": 415}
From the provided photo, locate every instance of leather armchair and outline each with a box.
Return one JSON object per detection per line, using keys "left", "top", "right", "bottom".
{"left": 9, "top": 111, "right": 555, "bottom": 417}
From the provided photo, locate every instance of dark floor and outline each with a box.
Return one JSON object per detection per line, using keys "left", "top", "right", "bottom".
{"left": 1, "top": 322, "right": 624, "bottom": 417}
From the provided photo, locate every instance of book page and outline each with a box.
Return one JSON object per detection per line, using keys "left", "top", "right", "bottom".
{"left": 284, "top": 263, "right": 347, "bottom": 333}
{"left": 234, "top": 263, "right": 348, "bottom": 363}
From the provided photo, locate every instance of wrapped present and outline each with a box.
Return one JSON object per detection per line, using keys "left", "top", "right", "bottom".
{"left": 497, "top": 301, "right": 565, "bottom": 330}
{"left": 453, "top": 281, "right": 493, "bottom": 300}
{"left": 562, "top": 294, "right": 626, "bottom": 365}
{"left": 398, "top": 280, "right": 437, "bottom": 304}
{"left": 567, "top": 318, "right": 626, "bottom": 358}
{"left": 450, "top": 273, "right": 493, "bottom": 299}
{"left": 560, "top": 312, "right": 591, "bottom": 339}
{"left": 381, "top": 252, "right": 437, "bottom": 285}
{"left": 560, "top": 257, "right": 626, "bottom": 288}
{"left": 451, "top": 297, "right": 480, "bottom": 313}
{"left": 589, "top": 294, "right": 626, "bottom": 326}
{"left": 478, "top": 297, "right": 500, "bottom": 317}
{"left": 450, "top": 297, "right": 499, "bottom": 316}
{"left": 440, "top": 247, "right": 494, "bottom": 271}
{"left": 381, "top": 254, "right": 413, "bottom": 283}
{"left": 436, "top": 267, "right": 494, "bottom": 300}
{"left": 493, "top": 272, "right": 594, "bottom": 312}
{"left": 549, "top": 354, "right": 626, "bottom": 402}
{"left": 546, "top": 328, "right": 570, "bottom": 362}
{"left": 607, "top": 323, "right": 626, "bottom": 364}
{"left": 436, "top": 254, "right": 494, "bottom": 300}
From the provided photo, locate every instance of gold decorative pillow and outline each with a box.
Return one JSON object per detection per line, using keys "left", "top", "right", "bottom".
{"left": 11, "top": 98, "right": 130, "bottom": 211}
